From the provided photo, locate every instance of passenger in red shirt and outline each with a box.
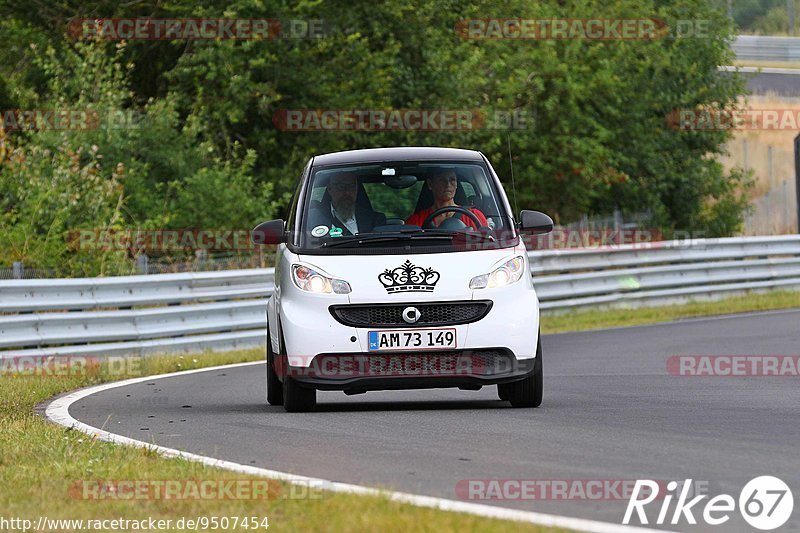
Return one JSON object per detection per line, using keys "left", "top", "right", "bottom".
{"left": 406, "top": 169, "right": 488, "bottom": 230}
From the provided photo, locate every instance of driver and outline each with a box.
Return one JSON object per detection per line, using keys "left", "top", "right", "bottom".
{"left": 405, "top": 169, "right": 488, "bottom": 230}
{"left": 308, "top": 171, "right": 386, "bottom": 236}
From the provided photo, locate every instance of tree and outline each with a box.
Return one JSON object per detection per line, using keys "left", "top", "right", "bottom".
{"left": 0, "top": 0, "right": 752, "bottom": 275}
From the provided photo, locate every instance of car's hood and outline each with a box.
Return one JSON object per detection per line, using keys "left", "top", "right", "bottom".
{"left": 298, "top": 246, "right": 525, "bottom": 303}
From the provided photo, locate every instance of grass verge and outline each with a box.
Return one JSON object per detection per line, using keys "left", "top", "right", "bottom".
{"left": 1, "top": 349, "right": 554, "bottom": 532}
{"left": 732, "top": 59, "right": 800, "bottom": 69}
{"left": 540, "top": 289, "right": 800, "bottom": 334}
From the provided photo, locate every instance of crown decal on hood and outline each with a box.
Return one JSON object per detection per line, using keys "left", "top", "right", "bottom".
{"left": 378, "top": 260, "right": 440, "bottom": 293}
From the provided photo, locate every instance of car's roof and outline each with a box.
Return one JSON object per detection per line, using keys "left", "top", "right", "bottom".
{"left": 311, "top": 147, "right": 484, "bottom": 166}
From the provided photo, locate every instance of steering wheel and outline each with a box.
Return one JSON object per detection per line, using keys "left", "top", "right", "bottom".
{"left": 422, "top": 206, "right": 484, "bottom": 229}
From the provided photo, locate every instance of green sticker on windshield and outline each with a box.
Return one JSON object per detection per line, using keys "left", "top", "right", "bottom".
{"left": 329, "top": 227, "right": 343, "bottom": 237}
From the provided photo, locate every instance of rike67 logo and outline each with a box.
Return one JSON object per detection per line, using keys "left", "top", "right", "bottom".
{"left": 624, "top": 476, "right": 794, "bottom": 530}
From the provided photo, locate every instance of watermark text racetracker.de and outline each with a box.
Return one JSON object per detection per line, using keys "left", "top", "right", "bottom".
{"left": 1, "top": 109, "right": 100, "bottom": 131}
{"left": 70, "top": 479, "right": 325, "bottom": 501}
{"left": 272, "top": 108, "right": 532, "bottom": 131}
{"left": 667, "top": 355, "right": 800, "bottom": 376}
{"left": 1, "top": 108, "right": 158, "bottom": 132}
{"left": 275, "top": 352, "right": 520, "bottom": 379}
{"left": 0, "top": 355, "right": 143, "bottom": 378}
{"left": 455, "top": 18, "right": 713, "bottom": 40}
{"left": 70, "top": 229, "right": 258, "bottom": 253}
{"left": 456, "top": 479, "right": 708, "bottom": 501}
{"left": 68, "top": 18, "right": 325, "bottom": 40}
{"left": 668, "top": 107, "right": 800, "bottom": 131}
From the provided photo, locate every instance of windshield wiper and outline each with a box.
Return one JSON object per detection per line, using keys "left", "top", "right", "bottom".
{"left": 319, "top": 230, "right": 496, "bottom": 248}
{"left": 320, "top": 232, "right": 453, "bottom": 248}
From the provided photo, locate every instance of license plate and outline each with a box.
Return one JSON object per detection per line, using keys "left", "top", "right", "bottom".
{"left": 368, "top": 328, "right": 456, "bottom": 351}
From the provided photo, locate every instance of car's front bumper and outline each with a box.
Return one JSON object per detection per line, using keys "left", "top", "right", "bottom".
{"left": 279, "top": 348, "right": 536, "bottom": 392}
{"left": 279, "top": 283, "right": 541, "bottom": 363}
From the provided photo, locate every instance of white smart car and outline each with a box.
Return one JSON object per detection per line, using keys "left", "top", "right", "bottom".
{"left": 253, "top": 147, "right": 553, "bottom": 412}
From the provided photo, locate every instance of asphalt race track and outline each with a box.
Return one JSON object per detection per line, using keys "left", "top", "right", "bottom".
{"left": 720, "top": 70, "right": 800, "bottom": 97}
{"left": 63, "top": 309, "right": 800, "bottom": 532}
{"left": 746, "top": 72, "right": 800, "bottom": 97}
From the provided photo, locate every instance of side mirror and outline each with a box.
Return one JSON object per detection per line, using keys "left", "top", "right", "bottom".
{"left": 252, "top": 219, "right": 286, "bottom": 245}
{"left": 518, "top": 210, "right": 554, "bottom": 234}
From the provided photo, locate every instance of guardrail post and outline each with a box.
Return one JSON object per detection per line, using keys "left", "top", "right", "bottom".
{"left": 795, "top": 133, "right": 800, "bottom": 233}
{"left": 135, "top": 254, "right": 149, "bottom": 274}
{"left": 12, "top": 261, "right": 23, "bottom": 279}
{"left": 784, "top": 181, "right": 790, "bottom": 233}
{"left": 195, "top": 249, "right": 207, "bottom": 270}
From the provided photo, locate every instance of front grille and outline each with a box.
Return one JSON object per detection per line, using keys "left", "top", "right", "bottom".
{"left": 329, "top": 300, "right": 492, "bottom": 327}
{"left": 304, "top": 349, "right": 515, "bottom": 378}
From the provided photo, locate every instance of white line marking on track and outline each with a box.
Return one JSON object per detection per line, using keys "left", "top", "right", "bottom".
{"left": 45, "top": 361, "right": 668, "bottom": 533}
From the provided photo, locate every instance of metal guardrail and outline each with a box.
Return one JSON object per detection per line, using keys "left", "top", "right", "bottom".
{"left": 732, "top": 35, "right": 800, "bottom": 63}
{"left": 2, "top": 236, "right": 800, "bottom": 358}
{"left": 0, "top": 269, "right": 273, "bottom": 313}
{"left": 531, "top": 235, "right": 800, "bottom": 309}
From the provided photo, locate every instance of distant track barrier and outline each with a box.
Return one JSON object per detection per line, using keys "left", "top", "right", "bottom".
{"left": 2, "top": 236, "right": 800, "bottom": 357}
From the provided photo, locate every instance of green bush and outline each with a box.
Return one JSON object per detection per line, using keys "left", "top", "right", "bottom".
{"left": 0, "top": 0, "right": 752, "bottom": 275}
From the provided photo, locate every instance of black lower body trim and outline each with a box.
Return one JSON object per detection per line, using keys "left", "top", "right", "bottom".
{"left": 277, "top": 349, "right": 535, "bottom": 392}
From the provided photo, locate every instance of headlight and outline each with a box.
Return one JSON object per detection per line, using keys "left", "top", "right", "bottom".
{"left": 291, "top": 264, "right": 351, "bottom": 294}
{"left": 469, "top": 256, "right": 525, "bottom": 289}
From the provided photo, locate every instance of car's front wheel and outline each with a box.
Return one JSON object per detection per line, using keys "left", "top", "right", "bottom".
{"left": 266, "top": 326, "right": 283, "bottom": 406}
{"left": 497, "top": 384, "right": 510, "bottom": 401}
{"left": 499, "top": 334, "right": 543, "bottom": 408}
{"left": 283, "top": 377, "right": 316, "bottom": 412}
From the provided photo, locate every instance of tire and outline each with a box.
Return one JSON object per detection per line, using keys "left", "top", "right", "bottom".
{"left": 265, "top": 325, "right": 283, "bottom": 406}
{"left": 497, "top": 383, "right": 510, "bottom": 401}
{"left": 506, "top": 333, "right": 543, "bottom": 408}
{"left": 283, "top": 376, "right": 316, "bottom": 412}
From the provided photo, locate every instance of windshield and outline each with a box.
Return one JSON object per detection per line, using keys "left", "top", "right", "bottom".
{"left": 297, "top": 160, "right": 515, "bottom": 252}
